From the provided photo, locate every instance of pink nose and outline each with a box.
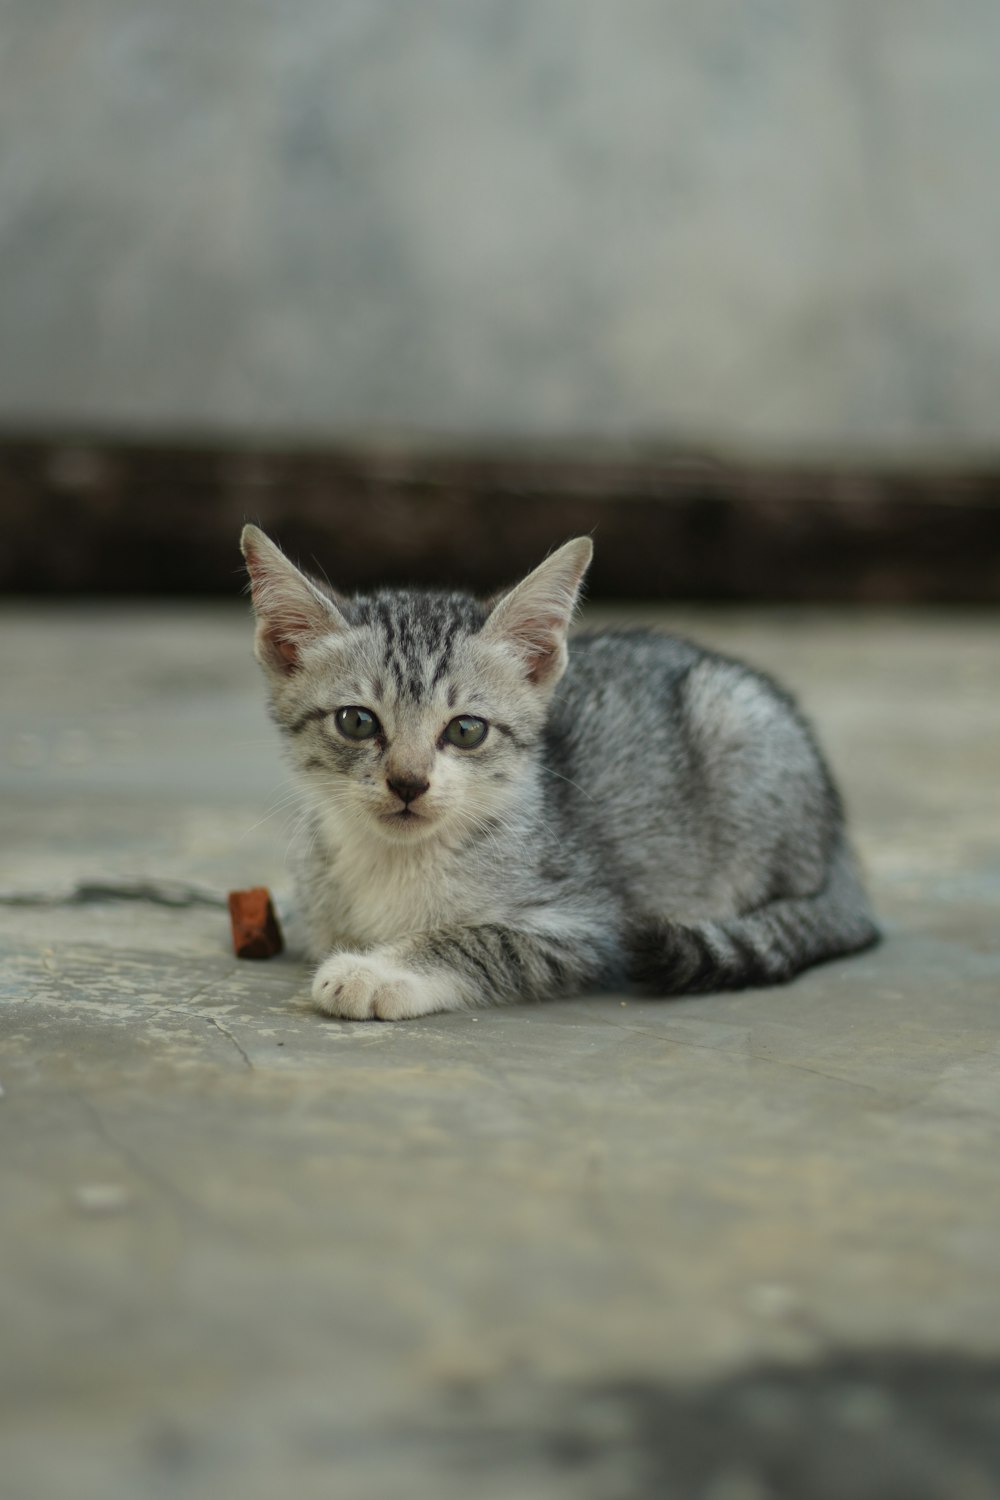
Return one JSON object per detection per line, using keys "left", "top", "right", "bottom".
{"left": 386, "top": 775, "right": 429, "bottom": 806}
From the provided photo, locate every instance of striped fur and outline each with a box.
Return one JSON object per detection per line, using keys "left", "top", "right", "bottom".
{"left": 627, "top": 841, "right": 878, "bottom": 993}
{"left": 241, "top": 526, "right": 878, "bottom": 1020}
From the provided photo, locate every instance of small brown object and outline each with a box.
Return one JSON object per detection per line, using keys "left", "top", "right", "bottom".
{"left": 227, "top": 887, "right": 284, "bottom": 959}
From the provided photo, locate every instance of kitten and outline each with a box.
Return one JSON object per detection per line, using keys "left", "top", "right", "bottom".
{"left": 242, "top": 525, "right": 879, "bottom": 1021}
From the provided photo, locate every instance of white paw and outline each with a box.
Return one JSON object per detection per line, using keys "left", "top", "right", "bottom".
{"left": 311, "top": 951, "right": 444, "bottom": 1021}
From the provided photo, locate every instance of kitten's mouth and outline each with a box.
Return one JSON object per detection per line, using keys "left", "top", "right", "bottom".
{"left": 379, "top": 807, "right": 429, "bottom": 831}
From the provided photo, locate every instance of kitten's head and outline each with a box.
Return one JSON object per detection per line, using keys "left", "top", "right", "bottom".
{"left": 241, "top": 527, "right": 592, "bottom": 845}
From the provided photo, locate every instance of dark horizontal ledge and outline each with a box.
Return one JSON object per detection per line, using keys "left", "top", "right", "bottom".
{"left": 2, "top": 433, "right": 999, "bottom": 601}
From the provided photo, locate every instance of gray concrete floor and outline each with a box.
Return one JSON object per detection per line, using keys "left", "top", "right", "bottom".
{"left": 2, "top": 603, "right": 999, "bottom": 1500}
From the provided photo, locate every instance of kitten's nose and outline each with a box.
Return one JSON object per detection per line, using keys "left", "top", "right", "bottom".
{"left": 386, "top": 774, "right": 430, "bottom": 806}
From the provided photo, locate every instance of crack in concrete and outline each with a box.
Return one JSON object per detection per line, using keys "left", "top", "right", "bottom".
{"left": 209, "top": 1017, "right": 254, "bottom": 1069}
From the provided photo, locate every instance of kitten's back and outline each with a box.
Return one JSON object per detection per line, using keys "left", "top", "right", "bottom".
{"left": 547, "top": 627, "right": 847, "bottom": 920}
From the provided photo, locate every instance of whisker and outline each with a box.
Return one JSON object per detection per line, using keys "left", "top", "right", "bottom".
{"left": 541, "top": 765, "right": 596, "bottom": 803}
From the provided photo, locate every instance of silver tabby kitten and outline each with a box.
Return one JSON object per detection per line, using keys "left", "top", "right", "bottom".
{"left": 242, "top": 525, "right": 878, "bottom": 1021}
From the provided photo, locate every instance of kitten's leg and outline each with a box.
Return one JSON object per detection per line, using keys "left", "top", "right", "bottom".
{"left": 312, "top": 922, "right": 608, "bottom": 1021}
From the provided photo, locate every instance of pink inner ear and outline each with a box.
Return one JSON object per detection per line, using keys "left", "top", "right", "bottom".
{"left": 259, "top": 622, "right": 303, "bottom": 673}
{"left": 244, "top": 550, "right": 268, "bottom": 592}
{"left": 522, "top": 636, "right": 554, "bottom": 681}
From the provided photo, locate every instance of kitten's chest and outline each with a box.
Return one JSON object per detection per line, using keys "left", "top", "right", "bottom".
{"left": 307, "top": 826, "right": 488, "bottom": 948}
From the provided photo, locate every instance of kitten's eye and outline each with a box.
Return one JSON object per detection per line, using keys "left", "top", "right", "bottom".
{"left": 335, "top": 706, "right": 380, "bottom": 741}
{"left": 444, "top": 715, "right": 488, "bottom": 749}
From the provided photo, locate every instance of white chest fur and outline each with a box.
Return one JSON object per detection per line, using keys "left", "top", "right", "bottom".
{"left": 308, "top": 811, "right": 497, "bottom": 951}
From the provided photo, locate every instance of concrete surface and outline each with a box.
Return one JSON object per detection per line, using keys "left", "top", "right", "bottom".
{"left": 1, "top": 602, "right": 999, "bottom": 1499}
{"left": 2, "top": 1, "right": 1000, "bottom": 453}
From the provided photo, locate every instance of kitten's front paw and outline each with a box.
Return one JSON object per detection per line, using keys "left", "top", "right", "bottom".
{"left": 312, "top": 952, "right": 443, "bottom": 1021}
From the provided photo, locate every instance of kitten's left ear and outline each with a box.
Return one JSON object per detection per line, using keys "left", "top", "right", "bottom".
{"left": 482, "top": 537, "right": 593, "bottom": 688}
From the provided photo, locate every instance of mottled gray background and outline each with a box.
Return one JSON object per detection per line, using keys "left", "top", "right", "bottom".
{"left": 1, "top": 0, "right": 998, "bottom": 454}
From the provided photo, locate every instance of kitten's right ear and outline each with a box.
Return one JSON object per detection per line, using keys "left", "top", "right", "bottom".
{"left": 240, "top": 525, "right": 347, "bottom": 675}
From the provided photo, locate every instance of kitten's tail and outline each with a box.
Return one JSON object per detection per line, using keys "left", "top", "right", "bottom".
{"left": 627, "top": 841, "right": 880, "bottom": 995}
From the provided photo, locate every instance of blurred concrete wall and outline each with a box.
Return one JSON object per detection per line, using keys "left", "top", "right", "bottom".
{"left": 1, "top": 0, "right": 997, "bottom": 455}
